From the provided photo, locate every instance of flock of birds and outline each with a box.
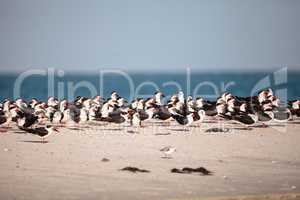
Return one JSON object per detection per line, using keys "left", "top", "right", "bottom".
{"left": 1, "top": 88, "right": 300, "bottom": 142}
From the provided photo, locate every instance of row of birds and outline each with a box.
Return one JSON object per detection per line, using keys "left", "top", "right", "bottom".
{"left": 1, "top": 88, "right": 300, "bottom": 141}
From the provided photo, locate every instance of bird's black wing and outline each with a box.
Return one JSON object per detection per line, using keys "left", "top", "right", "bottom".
{"left": 107, "top": 111, "right": 125, "bottom": 123}
{"left": 274, "top": 111, "right": 290, "bottom": 121}
{"left": 68, "top": 104, "right": 80, "bottom": 122}
{"left": 23, "top": 114, "right": 38, "bottom": 128}
{"left": 233, "top": 114, "right": 255, "bottom": 125}
{"left": 257, "top": 111, "right": 272, "bottom": 122}
{"left": 155, "top": 106, "right": 172, "bottom": 120}
{"left": 172, "top": 114, "right": 188, "bottom": 125}
{"left": 19, "top": 127, "right": 48, "bottom": 137}
{"left": 32, "top": 127, "right": 48, "bottom": 137}
{"left": 137, "top": 110, "right": 149, "bottom": 121}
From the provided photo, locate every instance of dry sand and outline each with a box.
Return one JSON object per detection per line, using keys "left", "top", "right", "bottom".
{"left": 1, "top": 117, "right": 300, "bottom": 200}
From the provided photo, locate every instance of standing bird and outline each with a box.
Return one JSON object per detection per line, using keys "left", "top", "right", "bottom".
{"left": 171, "top": 112, "right": 194, "bottom": 126}
{"left": 131, "top": 112, "right": 142, "bottom": 127}
{"left": 154, "top": 91, "right": 165, "bottom": 106}
{"left": 288, "top": 100, "right": 300, "bottom": 117}
{"left": 0, "top": 111, "right": 12, "bottom": 128}
{"left": 17, "top": 112, "right": 39, "bottom": 128}
{"left": 178, "top": 91, "right": 185, "bottom": 104}
{"left": 20, "top": 125, "right": 59, "bottom": 143}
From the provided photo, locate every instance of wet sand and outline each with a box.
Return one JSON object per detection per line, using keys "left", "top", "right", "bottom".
{"left": 1, "top": 118, "right": 300, "bottom": 200}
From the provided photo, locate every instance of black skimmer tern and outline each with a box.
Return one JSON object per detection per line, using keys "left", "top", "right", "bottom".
{"left": 111, "top": 91, "right": 119, "bottom": 101}
{"left": 196, "top": 97, "right": 218, "bottom": 116}
{"left": 15, "top": 98, "right": 28, "bottom": 111}
{"left": 154, "top": 105, "right": 173, "bottom": 121}
{"left": 131, "top": 111, "right": 142, "bottom": 127}
{"left": 60, "top": 108, "right": 71, "bottom": 123}
{"left": 17, "top": 111, "right": 39, "bottom": 128}
{"left": 154, "top": 91, "right": 165, "bottom": 106}
{"left": 47, "top": 97, "right": 59, "bottom": 109}
{"left": 0, "top": 111, "right": 12, "bottom": 127}
{"left": 171, "top": 112, "right": 194, "bottom": 126}
{"left": 178, "top": 91, "right": 185, "bottom": 103}
{"left": 51, "top": 110, "right": 63, "bottom": 123}
{"left": 193, "top": 109, "right": 206, "bottom": 124}
{"left": 273, "top": 107, "right": 292, "bottom": 122}
{"left": 137, "top": 107, "right": 159, "bottom": 122}
{"left": 104, "top": 110, "right": 127, "bottom": 124}
{"left": 21, "top": 125, "right": 59, "bottom": 143}
{"left": 29, "top": 98, "right": 39, "bottom": 109}
{"left": 258, "top": 88, "right": 273, "bottom": 104}
{"left": 92, "top": 95, "right": 104, "bottom": 107}
{"left": 288, "top": 100, "right": 300, "bottom": 117}
{"left": 79, "top": 108, "right": 89, "bottom": 123}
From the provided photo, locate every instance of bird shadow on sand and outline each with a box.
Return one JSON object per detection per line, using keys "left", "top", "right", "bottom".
{"left": 161, "top": 156, "right": 173, "bottom": 159}
{"left": 231, "top": 127, "right": 252, "bottom": 131}
{"left": 287, "top": 121, "right": 300, "bottom": 124}
{"left": 20, "top": 140, "right": 49, "bottom": 143}
{"left": 0, "top": 127, "right": 13, "bottom": 133}
{"left": 250, "top": 124, "right": 269, "bottom": 128}
{"left": 67, "top": 127, "right": 84, "bottom": 131}
{"left": 205, "top": 128, "right": 230, "bottom": 133}
{"left": 269, "top": 124, "right": 286, "bottom": 127}
{"left": 127, "top": 130, "right": 139, "bottom": 134}
{"left": 155, "top": 132, "right": 171, "bottom": 136}
{"left": 0, "top": 127, "right": 12, "bottom": 129}
{"left": 168, "top": 128, "right": 189, "bottom": 132}
{"left": 13, "top": 131, "right": 27, "bottom": 134}
{"left": 204, "top": 120, "right": 218, "bottom": 124}
{"left": 288, "top": 121, "right": 300, "bottom": 124}
{"left": 100, "top": 128, "right": 124, "bottom": 131}
{"left": 153, "top": 124, "right": 172, "bottom": 127}
{"left": 53, "top": 124, "right": 67, "bottom": 128}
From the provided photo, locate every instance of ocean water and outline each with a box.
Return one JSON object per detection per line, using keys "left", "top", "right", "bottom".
{"left": 0, "top": 71, "right": 299, "bottom": 102}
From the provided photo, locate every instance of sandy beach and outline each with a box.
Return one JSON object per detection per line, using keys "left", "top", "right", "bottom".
{"left": 1, "top": 118, "right": 300, "bottom": 200}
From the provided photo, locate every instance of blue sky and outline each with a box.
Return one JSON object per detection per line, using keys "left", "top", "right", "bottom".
{"left": 0, "top": 0, "right": 299, "bottom": 72}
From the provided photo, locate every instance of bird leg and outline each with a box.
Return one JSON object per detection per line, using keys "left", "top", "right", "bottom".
{"left": 245, "top": 125, "right": 252, "bottom": 130}
{"left": 262, "top": 123, "right": 268, "bottom": 128}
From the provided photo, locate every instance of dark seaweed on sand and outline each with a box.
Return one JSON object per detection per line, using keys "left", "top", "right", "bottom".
{"left": 171, "top": 167, "right": 212, "bottom": 175}
{"left": 120, "top": 166, "right": 150, "bottom": 173}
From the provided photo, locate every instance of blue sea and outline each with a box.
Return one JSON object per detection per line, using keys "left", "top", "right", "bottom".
{"left": 0, "top": 70, "right": 299, "bottom": 102}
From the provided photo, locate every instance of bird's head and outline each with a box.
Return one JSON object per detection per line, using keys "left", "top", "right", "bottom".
{"left": 46, "top": 125, "right": 60, "bottom": 133}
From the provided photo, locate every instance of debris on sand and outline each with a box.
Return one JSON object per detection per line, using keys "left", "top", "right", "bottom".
{"left": 160, "top": 146, "right": 176, "bottom": 158}
{"left": 171, "top": 167, "right": 212, "bottom": 175}
{"left": 101, "top": 158, "right": 110, "bottom": 162}
{"left": 120, "top": 166, "right": 150, "bottom": 173}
